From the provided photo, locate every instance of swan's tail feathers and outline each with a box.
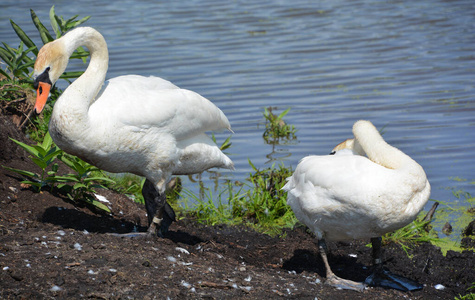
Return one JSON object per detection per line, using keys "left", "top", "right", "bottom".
{"left": 221, "top": 154, "right": 235, "bottom": 171}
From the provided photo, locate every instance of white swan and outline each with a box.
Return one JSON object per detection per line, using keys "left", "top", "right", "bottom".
{"left": 33, "top": 27, "right": 234, "bottom": 236}
{"left": 283, "top": 120, "right": 430, "bottom": 291}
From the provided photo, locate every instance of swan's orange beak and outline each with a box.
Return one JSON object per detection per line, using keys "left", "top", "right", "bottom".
{"left": 34, "top": 82, "right": 51, "bottom": 114}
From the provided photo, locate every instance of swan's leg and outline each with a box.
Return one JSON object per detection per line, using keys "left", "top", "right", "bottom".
{"left": 143, "top": 179, "right": 176, "bottom": 237}
{"left": 110, "top": 179, "right": 175, "bottom": 238}
{"left": 318, "top": 239, "right": 365, "bottom": 291}
{"left": 364, "top": 237, "right": 423, "bottom": 291}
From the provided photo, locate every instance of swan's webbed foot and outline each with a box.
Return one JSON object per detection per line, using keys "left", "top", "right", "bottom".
{"left": 318, "top": 239, "right": 365, "bottom": 292}
{"left": 364, "top": 267, "right": 423, "bottom": 291}
{"left": 108, "top": 231, "right": 156, "bottom": 239}
{"left": 366, "top": 237, "right": 423, "bottom": 291}
{"left": 326, "top": 274, "right": 365, "bottom": 291}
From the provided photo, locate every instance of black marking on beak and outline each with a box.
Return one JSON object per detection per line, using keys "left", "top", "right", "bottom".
{"left": 34, "top": 67, "right": 52, "bottom": 91}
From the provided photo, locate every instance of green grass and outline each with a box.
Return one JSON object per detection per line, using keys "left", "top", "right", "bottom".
{"left": 177, "top": 161, "right": 297, "bottom": 235}
{"left": 382, "top": 213, "right": 441, "bottom": 257}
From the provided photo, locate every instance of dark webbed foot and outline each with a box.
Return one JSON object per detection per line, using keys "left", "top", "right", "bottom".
{"left": 366, "top": 237, "right": 423, "bottom": 291}
{"left": 108, "top": 232, "right": 156, "bottom": 239}
{"left": 365, "top": 267, "right": 423, "bottom": 291}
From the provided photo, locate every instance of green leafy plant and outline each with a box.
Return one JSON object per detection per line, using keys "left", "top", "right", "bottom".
{"left": 263, "top": 107, "right": 297, "bottom": 143}
{"left": 455, "top": 283, "right": 475, "bottom": 300}
{"left": 2, "top": 133, "right": 114, "bottom": 212}
{"left": 0, "top": 42, "right": 36, "bottom": 80}
{"left": 1, "top": 6, "right": 91, "bottom": 140}
{"left": 55, "top": 154, "right": 115, "bottom": 212}
{"left": 211, "top": 133, "right": 232, "bottom": 152}
{"left": 231, "top": 160, "right": 296, "bottom": 234}
{"left": 179, "top": 160, "right": 296, "bottom": 235}
{"left": 1, "top": 6, "right": 89, "bottom": 82}
{"left": 2, "top": 132, "right": 62, "bottom": 191}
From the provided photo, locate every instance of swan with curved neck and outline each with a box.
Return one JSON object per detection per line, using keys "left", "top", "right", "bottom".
{"left": 33, "top": 27, "right": 234, "bottom": 236}
{"left": 283, "top": 120, "right": 430, "bottom": 291}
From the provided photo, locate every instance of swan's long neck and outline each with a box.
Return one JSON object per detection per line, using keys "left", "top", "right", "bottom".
{"left": 53, "top": 27, "right": 109, "bottom": 123}
{"left": 352, "top": 121, "right": 419, "bottom": 172}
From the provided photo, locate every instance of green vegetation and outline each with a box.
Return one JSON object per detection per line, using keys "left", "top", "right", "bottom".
{"left": 263, "top": 107, "right": 297, "bottom": 143}
{"left": 179, "top": 160, "right": 296, "bottom": 235}
{"left": 456, "top": 283, "right": 475, "bottom": 300}
{"left": 382, "top": 213, "right": 440, "bottom": 257}
{"left": 2, "top": 133, "right": 114, "bottom": 212}
{"left": 3, "top": 133, "right": 62, "bottom": 191}
{"left": 427, "top": 180, "right": 475, "bottom": 253}
{"left": 0, "top": 5, "right": 90, "bottom": 140}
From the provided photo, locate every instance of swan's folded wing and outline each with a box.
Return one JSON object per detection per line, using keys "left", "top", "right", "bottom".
{"left": 90, "top": 76, "right": 231, "bottom": 141}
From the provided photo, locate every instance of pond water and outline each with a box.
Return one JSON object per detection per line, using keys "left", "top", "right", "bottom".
{"left": 1, "top": 0, "right": 474, "bottom": 238}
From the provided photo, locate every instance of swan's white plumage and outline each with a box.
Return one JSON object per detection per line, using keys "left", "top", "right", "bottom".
{"left": 283, "top": 120, "right": 430, "bottom": 241}
{"left": 33, "top": 27, "right": 233, "bottom": 195}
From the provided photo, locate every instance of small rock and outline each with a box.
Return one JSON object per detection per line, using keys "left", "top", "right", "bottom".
{"left": 442, "top": 222, "right": 452, "bottom": 235}
{"left": 142, "top": 260, "right": 152, "bottom": 267}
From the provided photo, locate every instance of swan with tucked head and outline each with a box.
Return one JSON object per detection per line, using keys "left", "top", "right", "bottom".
{"left": 283, "top": 120, "right": 430, "bottom": 291}
{"left": 33, "top": 27, "right": 234, "bottom": 236}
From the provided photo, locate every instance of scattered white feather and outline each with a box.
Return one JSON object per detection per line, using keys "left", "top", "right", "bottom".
{"left": 181, "top": 280, "right": 192, "bottom": 288}
{"left": 3, "top": 266, "right": 9, "bottom": 271}
{"left": 94, "top": 193, "right": 110, "bottom": 203}
{"left": 244, "top": 275, "right": 252, "bottom": 282}
{"left": 74, "top": 243, "right": 82, "bottom": 251}
{"left": 232, "top": 283, "right": 238, "bottom": 289}
{"left": 108, "top": 269, "right": 117, "bottom": 273}
{"left": 435, "top": 284, "right": 445, "bottom": 290}
{"left": 167, "top": 256, "right": 177, "bottom": 263}
{"left": 315, "top": 278, "right": 321, "bottom": 284}
{"left": 87, "top": 270, "right": 95, "bottom": 275}
{"left": 176, "top": 247, "right": 190, "bottom": 255}
{"left": 50, "top": 285, "right": 62, "bottom": 292}
{"left": 57, "top": 230, "right": 65, "bottom": 236}
{"left": 241, "top": 286, "right": 252, "bottom": 292}
{"left": 83, "top": 230, "right": 89, "bottom": 235}
{"left": 349, "top": 253, "right": 357, "bottom": 258}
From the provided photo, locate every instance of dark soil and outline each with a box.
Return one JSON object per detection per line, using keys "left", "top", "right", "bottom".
{"left": 1, "top": 114, "right": 474, "bottom": 299}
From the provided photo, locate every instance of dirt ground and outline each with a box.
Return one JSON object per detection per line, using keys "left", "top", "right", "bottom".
{"left": 1, "top": 114, "right": 474, "bottom": 299}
